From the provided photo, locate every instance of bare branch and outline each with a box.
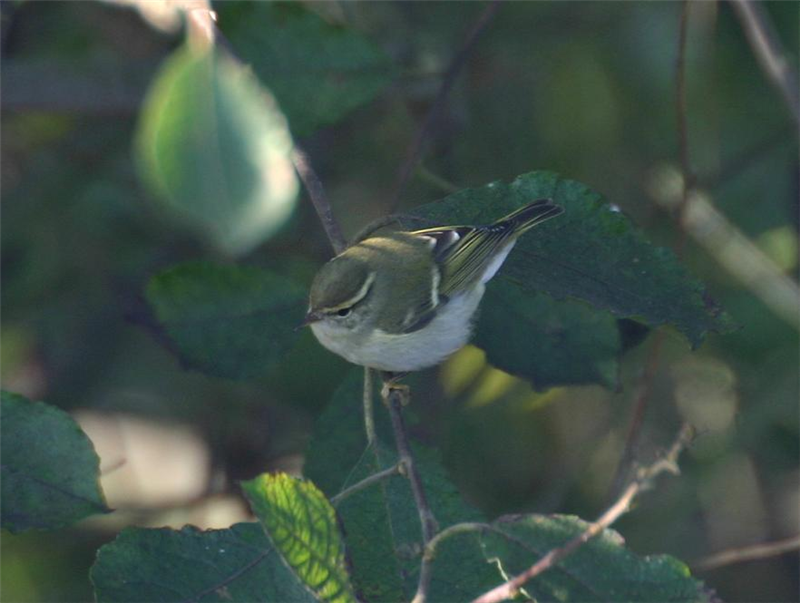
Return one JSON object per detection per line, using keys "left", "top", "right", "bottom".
{"left": 362, "top": 368, "right": 377, "bottom": 447}
{"left": 729, "top": 0, "right": 800, "bottom": 124}
{"left": 607, "top": 332, "right": 665, "bottom": 499}
{"left": 383, "top": 384, "right": 439, "bottom": 545}
{"left": 292, "top": 147, "right": 347, "bottom": 254}
{"left": 695, "top": 534, "right": 800, "bottom": 572}
{"left": 331, "top": 463, "right": 402, "bottom": 506}
{"left": 388, "top": 0, "right": 502, "bottom": 211}
{"left": 472, "top": 425, "right": 695, "bottom": 603}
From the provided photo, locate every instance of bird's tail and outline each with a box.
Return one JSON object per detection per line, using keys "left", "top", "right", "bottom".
{"left": 495, "top": 199, "right": 563, "bottom": 236}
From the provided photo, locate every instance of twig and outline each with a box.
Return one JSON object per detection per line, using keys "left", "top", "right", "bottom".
{"left": 607, "top": 332, "right": 665, "bottom": 500}
{"left": 414, "top": 522, "right": 530, "bottom": 603}
{"left": 388, "top": 0, "right": 501, "bottom": 211}
{"left": 472, "top": 424, "right": 695, "bottom": 603}
{"left": 675, "top": 0, "right": 695, "bottom": 254}
{"left": 331, "top": 463, "right": 402, "bottom": 506}
{"left": 383, "top": 385, "right": 439, "bottom": 545}
{"left": 694, "top": 534, "right": 800, "bottom": 571}
{"left": 363, "top": 368, "right": 377, "bottom": 447}
{"left": 292, "top": 147, "right": 347, "bottom": 254}
{"left": 610, "top": 0, "right": 695, "bottom": 501}
{"left": 729, "top": 0, "right": 800, "bottom": 124}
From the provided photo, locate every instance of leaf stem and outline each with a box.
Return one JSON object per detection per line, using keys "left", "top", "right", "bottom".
{"left": 330, "top": 463, "right": 402, "bottom": 506}
{"left": 471, "top": 424, "right": 695, "bottom": 603}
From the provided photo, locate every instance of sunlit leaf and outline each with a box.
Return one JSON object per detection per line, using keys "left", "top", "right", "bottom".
{"left": 477, "top": 514, "right": 710, "bottom": 602}
{"left": 145, "top": 261, "right": 305, "bottom": 379}
{"left": 1, "top": 391, "right": 108, "bottom": 532}
{"left": 220, "top": 2, "right": 395, "bottom": 136}
{"left": 242, "top": 473, "right": 357, "bottom": 603}
{"left": 91, "top": 523, "right": 316, "bottom": 602}
{"left": 136, "top": 45, "right": 298, "bottom": 256}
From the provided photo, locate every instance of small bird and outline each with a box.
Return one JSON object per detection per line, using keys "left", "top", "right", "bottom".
{"left": 302, "top": 199, "right": 563, "bottom": 375}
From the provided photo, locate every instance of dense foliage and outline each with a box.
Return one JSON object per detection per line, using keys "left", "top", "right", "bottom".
{"left": 2, "top": 2, "right": 797, "bottom": 602}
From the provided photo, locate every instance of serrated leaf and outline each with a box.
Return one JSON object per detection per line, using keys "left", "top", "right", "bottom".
{"left": 136, "top": 45, "right": 298, "bottom": 256}
{"left": 91, "top": 522, "right": 316, "bottom": 602}
{"left": 242, "top": 473, "right": 357, "bottom": 603}
{"left": 145, "top": 261, "right": 305, "bottom": 379}
{"left": 478, "top": 514, "right": 709, "bottom": 602}
{"left": 1, "top": 391, "right": 108, "bottom": 532}
{"left": 221, "top": 2, "right": 395, "bottom": 136}
{"left": 403, "top": 171, "right": 732, "bottom": 388}
{"left": 304, "top": 370, "right": 496, "bottom": 601}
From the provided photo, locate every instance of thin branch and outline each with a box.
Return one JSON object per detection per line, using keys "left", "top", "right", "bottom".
{"left": 330, "top": 463, "right": 402, "bottom": 506}
{"left": 607, "top": 332, "right": 665, "bottom": 500}
{"left": 472, "top": 424, "right": 695, "bottom": 603}
{"left": 363, "top": 368, "right": 377, "bottom": 447}
{"left": 694, "top": 534, "right": 800, "bottom": 571}
{"left": 414, "top": 522, "right": 532, "bottom": 603}
{"left": 675, "top": 0, "right": 695, "bottom": 254}
{"left": 729, "top": 0, "right": 800, "bottom": 124}
{"left": 388, "top": 0, "right": 501, "bottom": 211}
{"left": 383, "top": 385, "right": 439, "bottom": 545}
{"left": 292, "top": 147, "right": 347, "bottom": 254}
{"left": 610, "top": 0, "right": 694, "bottom": 501}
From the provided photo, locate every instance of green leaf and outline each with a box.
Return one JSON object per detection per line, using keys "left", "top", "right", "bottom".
{"left": 304, "top": 370, "right": 497, "bottom": 601}
{"left": 1, "top": 391, "right": 108, "bottom": 532}
{"left": 478, "top": 514, "right": 709, "bottom": 602}
{"left": 91, "top": 522, "right": 317, "bottom": 602}
{"left": 404, "top": 171, "right": 732, "bottom": 388}
{"left": 221, "top": 2, "right": 395, "bottom": 136}
{"left": 136, "top": 45, "right": 298, "bottom": 256}
{"left": 145, "top": 261, "right": 306, "bottom": 379}
{"left": 242, "top": 473, "right": 357, "bottom": 603}
{"left": 476, "top": 283, "right": 621, "bottom": 390}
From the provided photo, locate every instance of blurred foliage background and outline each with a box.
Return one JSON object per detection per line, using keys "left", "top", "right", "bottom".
{"left": 1, "top": 1, "right": 797, "bottom": 601}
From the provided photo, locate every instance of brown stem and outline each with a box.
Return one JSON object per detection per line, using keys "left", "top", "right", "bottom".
{"left": 729, "top": 0, "right": 800, "bottom": 124}
{"left": 383, "top": 385, "right": 439, "bottom": 545}
{"left": 292, "top": 147, "right": 347, "bottom": 254}
{"left": 471, "top": 425, "right": 694, "bottom": 603}
{"left": 694, "top": 534, "right": 800, "bottom": 571}
{"left": 388, "top": 0, "right": 502, "bottom": 211}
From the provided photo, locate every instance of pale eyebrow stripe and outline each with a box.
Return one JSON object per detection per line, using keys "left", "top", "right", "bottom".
{"left": 326, "top": 272, "right": 377, "bottom": 312}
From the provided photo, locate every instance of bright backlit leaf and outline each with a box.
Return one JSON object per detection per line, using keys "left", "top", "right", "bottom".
{"left": 1, "top": 391, "right": 108, "bottom": 532}
{"left": 145, "top": 261, "right": 305, "bottom": 379}
{"left": 136, "top": 45, "right": 298, "bottom": 256}
{"left": 242, "top": 473, "right": 357, "bottom": 603}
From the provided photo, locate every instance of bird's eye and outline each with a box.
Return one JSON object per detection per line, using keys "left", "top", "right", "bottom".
{"left": 337, "top": 307, "right": 351, "bottom": 317}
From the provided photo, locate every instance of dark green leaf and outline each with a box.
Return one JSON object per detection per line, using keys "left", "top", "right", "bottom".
{"left": 479, "top": 514, "right": 709, "bottom": 602}
{"left": 1, "top": 391, "right": 108, "bottom": 532}
{"left": 145, "top": 261, "right": 305, "bottom": 379}
{"left": 91, "top": 523, "right": 316, "bottom": 602}
{"left": 476, "top": 283, "right": 621, "bottom": 390}
{"left": 242, "top": 473, "right": 357, "bottom": 603}
{"left": 304, "top": 370, "right": 496, "bottom": 601}
{"left": 222, "top": 2, "right": 395, "bottom": 136}
{"left": 404, "top": 171, "right": 733, "bottom": 388}
{"left": 136, "top": 45, "right": 298, "bottom": 256}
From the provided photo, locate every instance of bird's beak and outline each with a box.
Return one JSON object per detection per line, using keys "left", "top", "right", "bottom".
{"left": 295, "top": 310, "right": 323, "bottom": 331}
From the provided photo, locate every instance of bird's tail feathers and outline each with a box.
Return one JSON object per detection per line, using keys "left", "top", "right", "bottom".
{"left": 496, "top": 199, "right": 563, "bottom": 235}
